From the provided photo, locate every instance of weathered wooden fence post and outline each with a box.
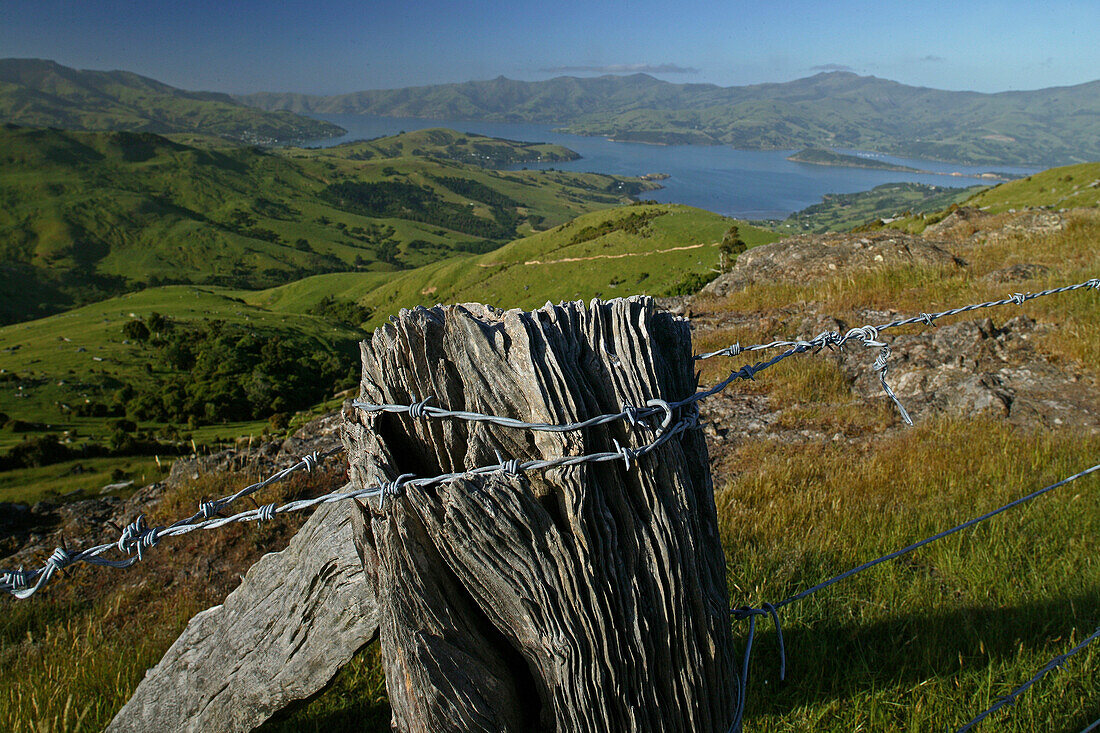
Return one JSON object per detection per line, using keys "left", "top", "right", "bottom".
{"left": 345, "top": 297, "right": 735, "bottom": 732}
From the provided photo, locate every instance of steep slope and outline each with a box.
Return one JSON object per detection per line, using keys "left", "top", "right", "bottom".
{"left": 0, "top": 58, "right": 343, "bottom": 143}
{"left": 241, "top": 204, "right": 778, "bottom": 328}
{"left": 0, "top": 126, "right": 652, "bottom": 324}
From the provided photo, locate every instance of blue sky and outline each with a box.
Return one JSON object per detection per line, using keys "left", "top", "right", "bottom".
{"left": 2, "top": 0, "right": 1097, "bottom": 94}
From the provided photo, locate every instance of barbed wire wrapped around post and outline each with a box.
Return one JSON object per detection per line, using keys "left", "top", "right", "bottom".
{"left": 354, "top": 278, "right": 1097, "bottom": 434}
{"left": 1, "top": 413, "right": 700, "bottom": 598}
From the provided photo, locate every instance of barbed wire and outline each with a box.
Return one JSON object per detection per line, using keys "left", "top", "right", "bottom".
{"left": 3, "top": 276, "right": 1098, "bottom": 729}
{"left": 726, "top": 461, "right": 1100, "bottom": 733}
{"left": 1, "top": 446, "right": 344, "bottom": 599}
{"left": 358, "top": 278, "right": 1098, "bottom": 432}
{"left": 1, "top": 413, "right": 699, "bottom": 599}
{"left": 5, "top": 278, "right": 1096, "bottom": 601}
{"left": 695, "top": 277, "right": 1100, "bottom": 360}
{"left": 957, "top": 625, "right": 1100, "bottom": 732}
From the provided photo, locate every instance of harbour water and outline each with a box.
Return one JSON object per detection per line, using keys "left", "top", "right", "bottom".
{"left": 306, "top": 114, "right": 1039, "bottom": 219}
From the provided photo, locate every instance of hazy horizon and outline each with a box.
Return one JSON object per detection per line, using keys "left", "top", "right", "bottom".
{"left": 2, "top": 0, "right": 1098, "bottom": 97}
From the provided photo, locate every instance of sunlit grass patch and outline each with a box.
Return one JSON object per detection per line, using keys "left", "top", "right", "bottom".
{"left": 717, "top": 418, "right": 1100, "bottom": 731}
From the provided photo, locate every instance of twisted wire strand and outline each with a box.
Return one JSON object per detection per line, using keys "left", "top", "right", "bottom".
{"left": 2, "top": 415, "right": 698, "bottom": 598}
{"left": 695, "top": 277, "right": 1100, "bottom": 361}
{"left": 355, "top": 278, "right": 1097, "bottom": 433}
{"left": 957, "top": 625, "right": 1100, "bottom": 732}
{"left": 1, "top": 446, "right": 344, "bottom": 599}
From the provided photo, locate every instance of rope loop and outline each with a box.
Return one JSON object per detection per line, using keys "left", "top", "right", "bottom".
{"left": 1009, "top": 292, "right": 1028, "bottom": 305}
{"left": 301, "top": 451, "right": 320, "bottom": 473}
{"left": 918, "top": 312, "right": 936, "bottom": 327}
{"left": 257, "top": 503, "right": 277, "bottom": 523}
{"left": 721, "top": 342, "right": 744, "bottom": 358}
{"left": 408, "top": 395, "right": 434, "bottom": 419}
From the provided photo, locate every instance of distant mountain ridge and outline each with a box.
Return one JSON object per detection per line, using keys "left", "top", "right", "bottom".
{"left": 239, "top": 72, "right": 1100, "bottom": 166}
{"left": 0, "top": 58, "right": 344, "bottom": 143}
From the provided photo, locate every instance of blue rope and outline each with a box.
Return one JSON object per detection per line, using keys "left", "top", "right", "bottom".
{"left": 728, "top": 461, "right": 1100, "bottom": 732}
{"left": 1081, "top": 717, "right": 1100, "bottom": 733}
{"left": 957, "top": 625, "right": 1100, "bottom": 732}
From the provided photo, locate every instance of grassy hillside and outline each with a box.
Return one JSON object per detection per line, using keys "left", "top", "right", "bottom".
{"left": 240, "top": 204, "right": 779, "bottom": 328}
{"left": 0, "top": 205, "right": 772, "bottom": 456}
{"left": 770, "top": 182, "right": 985, "bottom": 234}
{"left": 0, "top": 58, "right": 342, "bottom": 144}
{"left": 4, "top": 210, "right": 1097, "bottom": 731}
{"left": 240, "top": 71, "right": 1100, "bottom": 166}
{"left": 880, "top": 162, "right": 1100, "bottom": 233}
{"left": 0, "top": 286, "right": 361, "bottom": 448}
{"left": 0, "top": 125, "right": 654, "bottom": 324}
{"left": 317, "top": 128, "right": 579, "bottom": 168}
{"left": 963, "top": 161, "right": 1100, "bottom": 212}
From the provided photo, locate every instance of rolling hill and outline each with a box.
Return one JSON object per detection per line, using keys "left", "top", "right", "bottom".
{"left": 962, "top": 161, "right": 1100, "bottom": 212}
{"left": 240, "top": 71, "right": 1100, "bottom": 166}
{"left": 0, "top": 204, "right": 775, "bottom": 438}
{"left": 316, "top": 127, "right": 579, "bottom": 168}
{"left": 0, "top": 125, "right": 653, "bottom": 324}
{"left": 240, "top": 203, "right": 778, "bottom": 329}
{"left": 0, "top": 58, "right": 343, "bottom": 143}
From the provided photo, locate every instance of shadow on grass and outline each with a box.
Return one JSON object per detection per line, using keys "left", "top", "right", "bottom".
{"left": 739, "top": 586, "right": 1100, "bottom": 726}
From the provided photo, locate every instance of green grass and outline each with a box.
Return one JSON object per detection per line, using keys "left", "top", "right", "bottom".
{"left": 0, "top": 58, "right": 342, "bottom": 143}
{"left": 0, "top": 125, "right": 653, "bottom": 324}
{"left": 721, "top": 420, "right": 1100, "bottom": 731}
{"left": 768, "top": 182, "right": 985, "bottom": 234}
{"left": 313, "top": 127, "right": 579, "bottom": 168}
{"left": 347, "top": 204, "right": 776, "bottom": 327}
{"left": 881, "top": 162, "right": 1100, "bottom": 233}
{"left": 965, "top": 162, "right": 1100, "bottom": 212}
{"left": 233, "top": 204, "right": 777, "bottom": 330}
{"left": 0, "top": 285, "right": 361, "bottom": 433}
{"left": 0, "top": 456, "right": 165, "bottom": 505}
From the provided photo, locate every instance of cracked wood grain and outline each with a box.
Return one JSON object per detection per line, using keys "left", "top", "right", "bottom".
{"left": 348, "top": 297, "right": 735, "bottom": 732}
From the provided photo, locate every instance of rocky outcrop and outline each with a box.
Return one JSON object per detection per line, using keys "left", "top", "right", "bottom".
{"left": 701, "top": 230, "right": 964, "bottom": 297}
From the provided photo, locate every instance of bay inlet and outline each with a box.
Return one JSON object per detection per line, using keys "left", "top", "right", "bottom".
{"left": 304, "top": 113, "right": 1039, "bottom": 220}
